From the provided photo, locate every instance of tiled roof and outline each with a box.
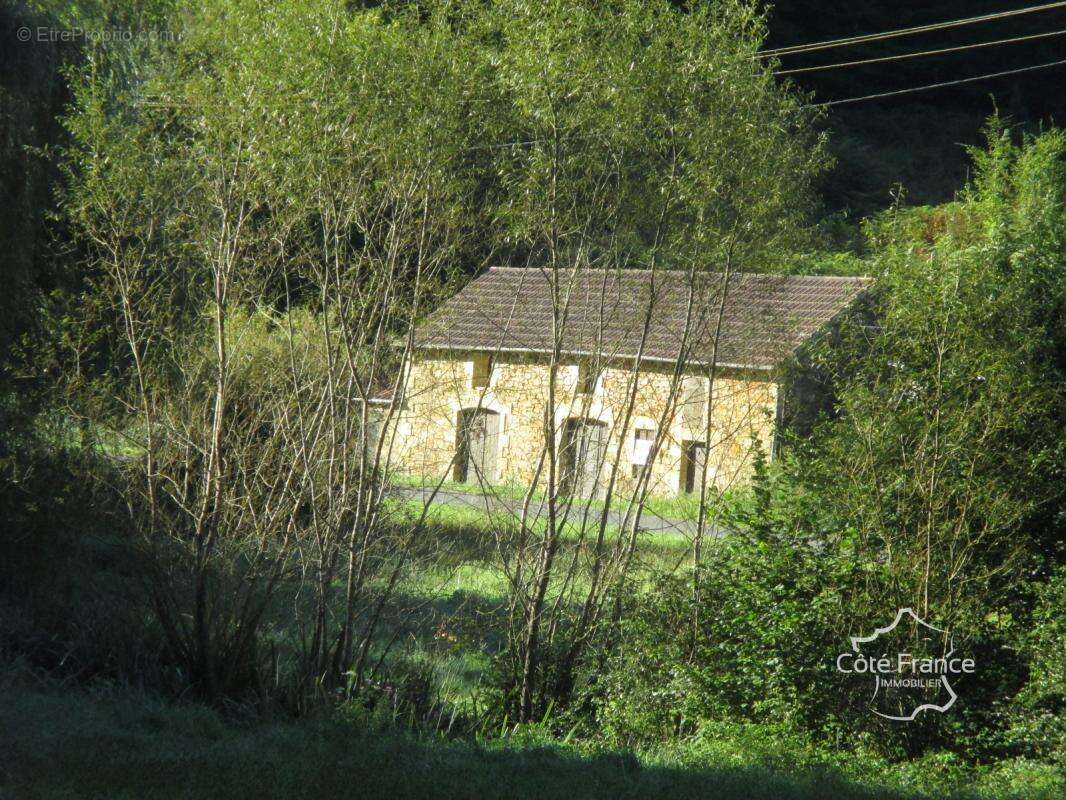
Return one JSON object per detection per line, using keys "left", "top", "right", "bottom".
{"left": 415, "top": 267, "right": 872, "bottom": 370}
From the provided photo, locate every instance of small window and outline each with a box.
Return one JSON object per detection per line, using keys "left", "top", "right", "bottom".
{"left": 631, "top": 428, "right": 655, "bottom": 479}
{"left": 576, "top": 362, "right": 599, "bottom": 395}
{"left": 472, "top": 353, "right": 493, "bottom": 388}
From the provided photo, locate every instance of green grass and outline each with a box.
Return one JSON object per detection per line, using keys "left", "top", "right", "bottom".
{"left": 44, "top": 418, "right": 147, "bottom": 459}
{"left": 392, "top": 493, "right": 692, "bottom": 550}
{"left": 363, "top": 501, "right": 692, "bottom": 705}
{"left": 390, "top": 470, "right": 721, "bottom": 523}
{"left": 401, "top": 500, "right": 690, "bottom": 582}
{"left": 391, "top": 472, "right": 535, "bottom": 502}
{"left": 246, "top": 495, "right": 692, "bottom": 711}
{"left": 639, "top": 492, "right": 706, "bottom": 522}
{"left": 2, "top": 466, "right": 1058, "bottom": 800}
{"left": 1, "top": 676, "right": 1059, "bottom": 800}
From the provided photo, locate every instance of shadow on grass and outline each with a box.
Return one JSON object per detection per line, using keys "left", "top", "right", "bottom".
{"left": 1, "top": 682, "right": 952, "bottom": 800}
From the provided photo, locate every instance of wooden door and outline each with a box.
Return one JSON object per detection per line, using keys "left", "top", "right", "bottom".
{"left": 456, "top": 408, "right": 500, "bottom": 484}
{"left": 561, "top": 418, "right": 607, "bottom": 498}
{"left": 682, "top": 440, "right": 707, "bottom": 494}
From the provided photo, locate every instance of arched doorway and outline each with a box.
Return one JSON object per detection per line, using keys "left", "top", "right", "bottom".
{"left": 455, "top": 408, "right": 500, "bottom": 484}
{"left": 560, "top": 418, "right": 608, "bottom": 498}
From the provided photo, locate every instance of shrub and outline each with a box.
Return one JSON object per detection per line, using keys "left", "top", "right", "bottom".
{"left": 591, "top": 476, "right": 854, "bottom": 749}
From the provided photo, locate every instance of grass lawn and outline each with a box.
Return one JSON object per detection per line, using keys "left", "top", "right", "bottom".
{"left": 393, "top": 493, "right": 693, "bottom": 553}
{"left": 390, "top": 471, "right": 723, "bottom": 523}
{"left": 7, "top": 468, "right": 1054, "bottom": 800}
{"left": 370, "top": 500, "right": 691, "bottom": 705}
{"left": 1, "top": 676, "right": 1059, "bottom": 800}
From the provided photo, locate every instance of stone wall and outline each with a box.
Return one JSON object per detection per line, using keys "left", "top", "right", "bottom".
{"left": 387, "top": 349, "right": 778, "bottom": 498}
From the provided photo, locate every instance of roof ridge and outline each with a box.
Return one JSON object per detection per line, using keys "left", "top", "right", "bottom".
{"left": 485, "top": 265, "right": 873, "bottom": 281}
{"left": 487, "top": 266, "right": 672, "bottom": 274}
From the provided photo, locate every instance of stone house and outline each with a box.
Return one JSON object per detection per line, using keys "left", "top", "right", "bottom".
{"left": 387, "top": 267, "right": 871, "bottom": 498}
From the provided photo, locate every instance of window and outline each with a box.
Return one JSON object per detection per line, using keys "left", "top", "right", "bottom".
{"left": 576, "top": 361, "right": 599, "bottom": 395}
{"left": 631, "top": 428, "right": 655, "bottom": 479}
{"left": 472, "top": 353, "right": 494, "bottom": 389}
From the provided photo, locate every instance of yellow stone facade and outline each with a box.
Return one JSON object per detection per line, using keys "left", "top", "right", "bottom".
{"left": 387, "top": 350, "right": 778, "bottom": 497}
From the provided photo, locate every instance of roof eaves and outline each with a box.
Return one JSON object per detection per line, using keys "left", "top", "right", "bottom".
{"left": 412, "top": 343, "right": 775, "bottom": 372}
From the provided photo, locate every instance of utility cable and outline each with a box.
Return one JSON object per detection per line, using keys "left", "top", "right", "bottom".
{"left": 760, "top": 1, "right": 1066, "bottom": 58}
{"left": 813, "top": 57, "right": 1066, "bottom": 106}
{"left": 776, "top": 27, "right": 1066, "bottom": 75}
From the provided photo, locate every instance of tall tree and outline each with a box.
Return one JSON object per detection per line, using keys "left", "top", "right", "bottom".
{"left": 810, "top": 122, "right": 1066, "bottom": 630}
{"left": 456, "top": 0, "right": 826, "bottom": 719}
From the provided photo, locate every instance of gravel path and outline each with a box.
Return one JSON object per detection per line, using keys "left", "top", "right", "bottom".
{"left": 393, "top": 485, "right": 729, "bottom": 539}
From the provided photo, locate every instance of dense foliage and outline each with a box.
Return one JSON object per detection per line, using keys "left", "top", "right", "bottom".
{"left": 590, "top": 126, "right": 1066, "bottom": 763}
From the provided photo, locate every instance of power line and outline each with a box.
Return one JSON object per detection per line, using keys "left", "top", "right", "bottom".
{"left": 760, "top": 1, "right": 1066, "bottom": 58}
{"left": 813, "top": 57, "right": 1066, "bottom": 106}
{"left": 776, "top": 27, "right": 1066, "bottom": 75}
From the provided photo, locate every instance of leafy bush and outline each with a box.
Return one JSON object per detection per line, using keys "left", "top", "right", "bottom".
{"left": 1000, "top": 569, "right": 1066, "bottom": 761}
{"left": 591, "top": 470, "right": 855, "bottom": 749}
{"left": 590, "top": 450, "right": 1063, "bottom": 762}
{"left": 591, "top": 126, "right": 1066, "bottom": 767}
